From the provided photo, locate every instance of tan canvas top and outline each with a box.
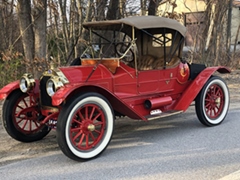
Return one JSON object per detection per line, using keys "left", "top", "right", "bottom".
{"left": 83, "top": 16, "right": 186, "bottom": 36}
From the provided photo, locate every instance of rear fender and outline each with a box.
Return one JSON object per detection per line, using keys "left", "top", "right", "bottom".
{"left": 174, "top": 66, "right": 230, "bottom": 111}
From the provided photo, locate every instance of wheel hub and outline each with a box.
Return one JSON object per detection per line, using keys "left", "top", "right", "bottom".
{"left": 26, "top": 111, "right": 33, "bottom": 117}
{"left": 82, "top": 121, "right": 95, "bottom": 133}
{"left": 209, "top": 95, "right": 220, "bottom": 107}
{"left": 87, "top": 124, "right": 95, "bottom": 132}
{"left": 215, "top": 97, "right": 221, "bottom": 105}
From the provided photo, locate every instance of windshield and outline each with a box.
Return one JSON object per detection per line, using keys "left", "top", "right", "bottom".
{"left": 81, "top": 29, "right": 134, "bottom": 62}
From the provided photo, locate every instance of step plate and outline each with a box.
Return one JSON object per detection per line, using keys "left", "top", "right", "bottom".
{"left": 145, "top": 110, "right": 183, "bottom": 121}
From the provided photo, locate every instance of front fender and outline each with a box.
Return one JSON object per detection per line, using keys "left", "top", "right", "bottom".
{"left": 51, "top": 84, "right": 112, "bottom": 106}
{"left": 174, "top": 66, "right": 230, "bottom": 111}
{"left": 0, "top": 81, "right": 19, "bottom": 99}
{"left": 0, "top": 80, "right": 40, "bottom": 100}
{"left": 51, "top": 86, "right": 74, "bottom": 106}
{"left": 51, "top": 84, "right": 144, "bottom": 120}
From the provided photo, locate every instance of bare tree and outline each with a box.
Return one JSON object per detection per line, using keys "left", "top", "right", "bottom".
{"left": 33, "top": 0, "right": 47, "bottom": 77}
{"left": 148, "top": 0, "right": 162, "bottom": 15}
{"left": 0, "top": 0, "right": 21, "bottom": 52}
{"left": 140, "top": 0, "right": 147, "bottom": 15}
{"left": 226, "top": 0, "right": 233, "bottom": 61}
{"left": 107, "top": 0, "right": 120, "bottom": 20}
{"left": 204, "top": 0, "right": 229, "bottom": 66}
{"left": 96, "top": 0, "right": 108, "bottom": 20}
{"left": 58, "top": 0, "right": 70, "bottom": 61}
{"left": 17, "top": 0, "right": 48, "bottom": 77}
{"left": 33, "top": 0, "right": 47, "bottom": 62}
{"left": 17, "top": 0, "right": 34, "bottom": 72}
{"left": 119, "top": 0, "right": 126, "bottom": 17}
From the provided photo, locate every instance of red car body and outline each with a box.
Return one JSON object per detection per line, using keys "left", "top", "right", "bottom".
{"left": 0, "top": 63, "right": 229, "bottom": 119}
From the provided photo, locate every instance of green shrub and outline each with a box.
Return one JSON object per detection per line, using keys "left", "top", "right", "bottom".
{"left": 0, "top": 51, "right": 26, "bottom": 88}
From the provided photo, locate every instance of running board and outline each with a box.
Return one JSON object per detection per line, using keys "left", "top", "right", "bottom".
{"left": 145, "top": 110, "right": 183, "bottom": 121}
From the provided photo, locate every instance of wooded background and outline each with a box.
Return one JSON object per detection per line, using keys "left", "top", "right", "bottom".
{"left": 0, "top": 0, "right": 239, "bottom": 87}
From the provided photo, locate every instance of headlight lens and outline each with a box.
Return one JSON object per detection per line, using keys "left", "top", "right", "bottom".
{"left": 19, "top": 73, "right": 35, "bottom": 93}
{"left": 46, "top": 76, "right": 64, "bottom": 96}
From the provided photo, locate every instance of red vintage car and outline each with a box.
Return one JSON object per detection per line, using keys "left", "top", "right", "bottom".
{"left": 0, "top": 16, "right": 230, "bottom": 161}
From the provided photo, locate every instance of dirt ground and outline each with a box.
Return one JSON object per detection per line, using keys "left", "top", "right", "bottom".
{"left": 0, "top": 70, "right": 239, "bottom": 166}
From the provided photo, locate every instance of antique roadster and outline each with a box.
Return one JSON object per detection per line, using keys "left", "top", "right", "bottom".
{"left": 0, "top": 16, "right": 230, "bottom": 161}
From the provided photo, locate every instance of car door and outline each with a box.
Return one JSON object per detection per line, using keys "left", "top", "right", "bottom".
{"left": 137, "top": 70, "right": 159, "bottom": 94}
{"left": 137, "top": 69, "right": 175, "bottom": 95}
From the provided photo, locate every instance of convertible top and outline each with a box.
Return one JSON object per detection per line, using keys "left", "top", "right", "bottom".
{"left": 83, "top": 16, "right": 186, "bottom": 36}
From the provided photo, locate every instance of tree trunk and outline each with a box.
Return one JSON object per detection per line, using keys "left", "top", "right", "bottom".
{"left": 59, "top": 0, "right": 70, "bottom": 61}
{"left": 81, "top": 0, "right": 94, "bottom": 42}
{"left": 226, "top": 0, "right": 233, "bottom": 60}
{"left": 76, "top": 0, "right": 85, "bottom": 57}
{"left": 84, "top": 0, "right": 94, "bottom": 23}
{"left": 49, "top": 0, "right": 61, "bottom": 64}
{"left": 17, "top": 0, "right": 34, "bottom": 74}
{"left": 0, "top": 6, "right": 6, "bottom": 51}
{"left": 148, "top": 0, "right": 162, "bottom": 15}
{"left": 119, "top": 0, "right": 126, "bottom": 18}
{"left": 0, "top": 0, "right": 16, "bottom": 51}
{"left": 33, "top": 0, "right": 47, "bottom": 77}
{"left": 141, "top": 0, "right": 147, "bottom": 15}
{"left": 107, "top": 0, "right": 120, "bottom": 20}
{"left": 233, "top": 24, "right": 240, "bottom": 66}
{"left": 96, "top": 0, "right": 108, "bottom": 20}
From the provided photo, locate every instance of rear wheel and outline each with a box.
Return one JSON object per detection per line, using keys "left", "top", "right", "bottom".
{"left": 2, "top": 90, "right": 50, "bottom": 142}
{"left": 195, "top": 76, "right": 229, "bottom": 126}
{"left": 57, "top": 93, "right": 114, "bottom": 161}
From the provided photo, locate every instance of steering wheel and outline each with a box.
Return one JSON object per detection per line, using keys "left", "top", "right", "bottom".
{"left": 115, "top": 43, "right": 134, "bottom": 62}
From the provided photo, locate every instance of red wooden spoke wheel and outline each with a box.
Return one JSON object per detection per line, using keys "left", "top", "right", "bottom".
{"left": 57, "top": 93, "right": 114, "bottom": 161}
{"left": 70, "top": 104, "right": 106, "bottom": 151}
{"left": 2, "top": 90, "right": 50, "bottom": 142}
{"left": 13, "top": 93, "right": 42, "bottom": 134}
{"left": 204, "top": 84, "right": 224, "bottom": 119}
{"left": 195, "top": 76, "right": 229, "bottom": 126}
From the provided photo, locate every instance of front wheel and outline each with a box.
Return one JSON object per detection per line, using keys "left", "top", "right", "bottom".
{"left": 195, "top": 76, "right": 230, "bottom": 126}
{"left": 2, "top": 90, "right": 50, "bottom": 142}
{"left": 56, "top": 93, "right": 114, "bottom": 161}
